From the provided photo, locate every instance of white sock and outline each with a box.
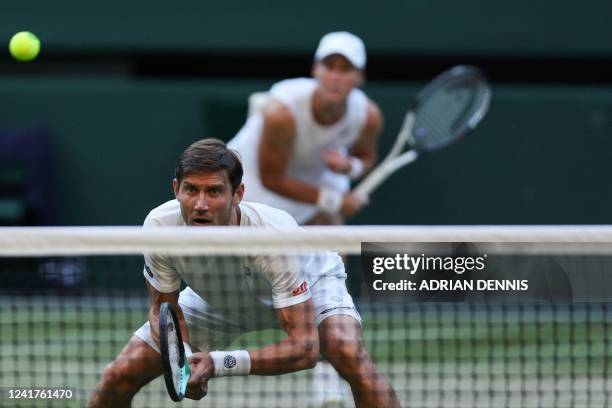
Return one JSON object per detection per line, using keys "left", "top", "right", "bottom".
{"left": 312, "top": 361, "right": 352, "bottom": 407}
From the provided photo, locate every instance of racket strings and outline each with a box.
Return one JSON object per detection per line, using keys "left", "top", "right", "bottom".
{"left": 447, "top": 88, "right": 480, "bottom": 129}
{"left": 167, "top": 325, "right": 182, "bottom": 392}
{"left": 415, "top": 107, "right": 455, "bottom": 150}
{"left": 415, "top": 82, "right": 488, "bottom": 150}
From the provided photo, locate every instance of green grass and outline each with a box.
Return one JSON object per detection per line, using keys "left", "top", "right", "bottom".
{"left": 1, "top": 298, "right": 611, "bottom": 407}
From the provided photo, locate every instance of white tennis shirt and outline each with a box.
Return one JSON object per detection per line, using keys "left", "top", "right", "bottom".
{"left": 142, "top": 200, "right": 345, "bottom": 315}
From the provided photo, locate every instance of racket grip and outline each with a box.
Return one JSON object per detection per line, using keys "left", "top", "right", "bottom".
{"left": 353, "top": 150, "right": 418, "bottom": 199}
{"left": 353, "top": 168, "right": 385, "bottom": 201}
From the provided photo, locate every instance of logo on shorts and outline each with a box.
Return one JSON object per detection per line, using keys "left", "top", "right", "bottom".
{"left": 145, "top": 264, "right": 154, "bottom": 277}
{"left": 292, "top": 281, "right": 308, "bottom": 296}
{"left": 320, "top": 307, "right": 335, "bottom": 315}
{"left": 321, "top": 306, "right": 352, "bottom": 315}
{"left": 224, "top": 354, "right": 237, "bottom": 369}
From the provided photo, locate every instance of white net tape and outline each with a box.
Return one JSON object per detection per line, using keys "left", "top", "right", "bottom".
{"left": 1, "top": 225, "right": 612, "bottom": 256}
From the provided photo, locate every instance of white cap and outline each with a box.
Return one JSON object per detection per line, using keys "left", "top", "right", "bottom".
{"left": 314, "top": 31, "right": 366, "bottom": 69}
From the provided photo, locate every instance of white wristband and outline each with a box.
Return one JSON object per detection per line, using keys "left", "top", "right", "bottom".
{"left": 347, "top": 156, "right": 365, "bottom": 180}
{"left": 316, "top": 188, "right": 343, "bottom": 213}
{"left": 210, "top": 350, "right": 251, "bottom": 377}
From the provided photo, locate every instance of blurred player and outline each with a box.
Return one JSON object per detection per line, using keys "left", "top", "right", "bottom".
{"left": 228, "top": 32, "right": 383, "bottom": 405}
{"left": 228, "top": 31, "right": 383, "bottom": 226}
{"left": 87, "top": 139, "right": 399, "bottom": 408}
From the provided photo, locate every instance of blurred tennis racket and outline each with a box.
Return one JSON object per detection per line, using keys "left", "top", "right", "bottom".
{"left": 160, "top": 302, "right": 191, "bottom": 401}
{"left": 353, "top": 65, "right": 491, "bottom": 200}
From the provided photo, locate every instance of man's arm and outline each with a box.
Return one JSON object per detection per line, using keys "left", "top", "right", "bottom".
{"left": 146, "top": 281, "right": 189, "bottom": 348}
{"left": 320, "top": 100, "right": 384, "bottom": 217}
{"left": 258, "top": 100, "right": 321, "bottom": 205}
{"left": 188, "top": 298, "right": 318, "bottom": 391}
{"left": 250, "top": 298, "right": 319, "bottom": 374}
{"left": 322, "top": 99, "right": 383, "bottom": 176}
{"left": 349, "top": 100, "right": 384, "bottom": 172}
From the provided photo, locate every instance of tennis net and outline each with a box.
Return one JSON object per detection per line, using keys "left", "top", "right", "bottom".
{"left": 0, "top": 226, "right": 611, "bottom": 408}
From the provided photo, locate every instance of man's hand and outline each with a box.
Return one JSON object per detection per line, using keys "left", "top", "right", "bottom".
{"left": 321, "top": 148, "right": 352, "bottom": 174}
{"left": 185, "top": 352, "right": 214, "bottom": 400}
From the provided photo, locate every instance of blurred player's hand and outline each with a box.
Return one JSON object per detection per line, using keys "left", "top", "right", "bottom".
{"left": 341, "top": 192, "right": 368, "bottom": 218}
{"left": 321, "top": 148, "right": 351, "bottom": 174}
{"left": 186, "top": 352, "right": 213, "bottom": 400}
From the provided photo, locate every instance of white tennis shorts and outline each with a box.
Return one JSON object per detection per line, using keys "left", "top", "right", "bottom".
{"left": 134, "top": 275, "right": 361, "bottom": 353}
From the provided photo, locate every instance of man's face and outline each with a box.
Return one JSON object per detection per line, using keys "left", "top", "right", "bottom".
{"left": 312, "top": 54, "right": 363, "bottom": 104}
{"left": 173, "top": 170, "right": 243, "bottom": 226}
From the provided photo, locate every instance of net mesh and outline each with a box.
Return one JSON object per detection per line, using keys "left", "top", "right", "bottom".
{"left": 1, "top": 226, "right": 611, "bottom": 408}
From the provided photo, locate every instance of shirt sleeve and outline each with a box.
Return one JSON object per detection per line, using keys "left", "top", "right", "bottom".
{"left": 142, "top": 215, "right": 182, "bottom": 293}
{"left": 259, "top": 254, "right": 311, "bottom": 309}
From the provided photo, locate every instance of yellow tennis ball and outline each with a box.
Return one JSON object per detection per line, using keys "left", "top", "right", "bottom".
{"left": 9, "top": 31, "right": 40, "bottom": 62}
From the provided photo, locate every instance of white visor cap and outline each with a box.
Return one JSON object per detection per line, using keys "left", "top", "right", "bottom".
{"left": 314, "top": 31, "right": 366, "bottom": 69}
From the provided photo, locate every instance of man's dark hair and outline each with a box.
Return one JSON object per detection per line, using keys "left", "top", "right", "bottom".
{"left": 175, "top": 138, "right": 243, "bottom": 193}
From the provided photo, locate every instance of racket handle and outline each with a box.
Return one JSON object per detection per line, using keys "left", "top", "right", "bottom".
{"left": 387, "top": 111, "right": 415, "bottom": 159}
{"left": 353, "top": 150, "right": 419, "bottom": 200}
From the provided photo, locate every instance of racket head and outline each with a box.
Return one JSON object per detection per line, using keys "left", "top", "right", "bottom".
{"left": 410, "top": 65, "right": 491, "bottom": 152}
{"left": 159, "top": 302, "right": 191, "bottom": 401}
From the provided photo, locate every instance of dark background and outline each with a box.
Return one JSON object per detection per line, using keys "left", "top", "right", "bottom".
{"left": 1, "top": 0, "right": 611, "bottom": 226}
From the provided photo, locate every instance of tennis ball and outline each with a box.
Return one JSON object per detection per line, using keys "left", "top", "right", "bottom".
{"left": 9, "top": 31, "right": 40, "bottom": 62}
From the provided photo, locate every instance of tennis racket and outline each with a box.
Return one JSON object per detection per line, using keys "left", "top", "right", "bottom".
{"left": 160, "top": 302, "right": 191, "bottom": 401}
{"left": 353, "top": 65, "right": 492, "bottom": 200}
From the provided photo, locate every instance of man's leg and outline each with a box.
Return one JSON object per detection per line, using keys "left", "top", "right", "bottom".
{"left": 312, "top": 359, "right": 352, "bottom": 406}
{"left": 306, "top": 212, "right": 353, "bottom": 407}
{"left": 87, "top": 336, "right": 162, "bottom": 408}
{"left": 88, "top": 286, "right": 243, "bottom": 407}
{"left": 318, "top": 315, "right": 401, "bottom": 408}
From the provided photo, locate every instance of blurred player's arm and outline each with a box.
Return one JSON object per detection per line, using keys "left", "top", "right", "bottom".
{"left": 146, "top": 281, "right": 189, "bottom": 348}
{"left": 258, "top": 100, "right": 320, "bottom": 204}
{"left": 323, "top": 100, "right": 383, "bottom": 176}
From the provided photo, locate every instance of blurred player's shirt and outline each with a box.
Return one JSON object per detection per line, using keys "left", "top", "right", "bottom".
{"left": 229, "top": 78, "right": 368, "bottom": 223}
{"left": 142, "top": 200, "right": 345, "bottom": 327}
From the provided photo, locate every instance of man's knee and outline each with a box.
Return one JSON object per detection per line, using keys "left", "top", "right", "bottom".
{"left": 319, "top": 316, "right": 369, "bottom": 370}
{"left": 100, "top": 356, "right": 141, "bottom": 394}
{"left": 322, "top": 334, "right": 368, "bottom": 365}
{"left": 318, "top": 317, "right": 400, "bottom": 406}
{"left": 92, "top": 337, "right": 162, "bottom": 403}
